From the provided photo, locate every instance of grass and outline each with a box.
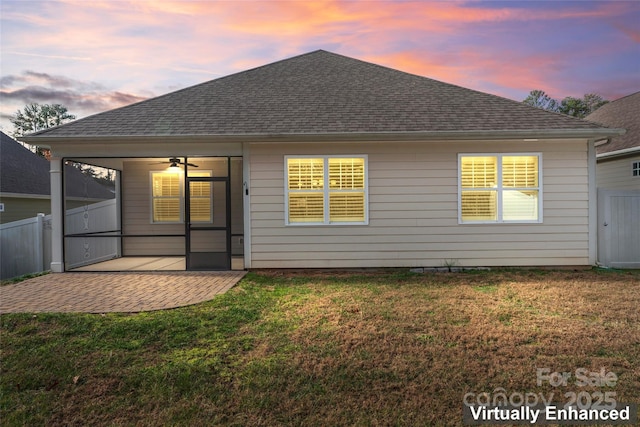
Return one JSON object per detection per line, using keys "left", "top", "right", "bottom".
{"left": 1, "top": 268, "right": 639, "bottom": 426}
{"left": 1, "top": 271, "right": 49, "bottom": 286}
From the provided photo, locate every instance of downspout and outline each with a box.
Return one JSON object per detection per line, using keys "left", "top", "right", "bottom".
{"left": 115, "top": 169, "right": 123, "bottom": 257}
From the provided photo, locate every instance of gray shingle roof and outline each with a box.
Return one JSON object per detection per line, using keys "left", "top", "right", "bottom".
{"left": 586, "top": 91, "right": 640, "bottom": 155}
{"left": 1, "top": 132, "right": 114, "bottom": 198}
{"left": 28, "top": 50, "right": 610, "bottom": 138}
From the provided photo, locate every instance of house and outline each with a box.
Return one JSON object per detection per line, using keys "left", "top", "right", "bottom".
{"left": 19, "top": 50, "right": 624, "bottom": 272}
{"left": 586, "top": 91, "right": 640, "bottom": 190}
{"left": 586, "top": 92, "right": 640, "bottom": 268}
{"left": 0, "top": 131, "right": 114, "bottom": 224}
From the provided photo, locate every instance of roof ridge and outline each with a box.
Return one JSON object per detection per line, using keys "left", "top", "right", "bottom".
{"left": 587, "top": 90, "right": 640, "bottom": 120}
{"left": 610, "top": 90, "right": 640, "bottom": 103}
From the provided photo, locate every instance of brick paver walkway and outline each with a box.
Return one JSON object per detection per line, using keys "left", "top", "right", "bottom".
{"left": 0, "top": 271, "right": 246, "bottom": 313}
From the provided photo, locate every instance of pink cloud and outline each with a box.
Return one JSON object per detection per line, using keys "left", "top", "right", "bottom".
{"left": 1, "top": 0, "right": 637, "bottom": 132}
{"left": 363, "top": 50, "right": 563, "bottom": 102}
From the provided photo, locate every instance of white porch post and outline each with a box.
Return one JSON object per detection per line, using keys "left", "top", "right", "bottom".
{"left": 50, "top": 156, "right": 64, "bottom": 272}
{"left": 588, "top": 139, "right": 598, "bottom": 266}
{"left": 115, "top": 170, "right": 123, "bottom": 257}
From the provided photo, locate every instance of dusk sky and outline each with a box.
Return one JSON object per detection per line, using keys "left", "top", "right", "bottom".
{"left": 1, "top": 0, "right": 639, "bottom": 134}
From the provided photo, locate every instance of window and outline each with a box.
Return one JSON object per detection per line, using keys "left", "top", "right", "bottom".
{"left": 151, "top": 170, "right": 212, "bottom": 223}
{"left": 633, "top": 161, "right": 640, "bottom": 177}
{"left": 459, "top": 154, "right": 541, "bottom": 223}
{"left": 152, "top": 171, "right": 182, "bottom": 223}
{"left": 285, "top": 156, "right": 367, "bottom": 225}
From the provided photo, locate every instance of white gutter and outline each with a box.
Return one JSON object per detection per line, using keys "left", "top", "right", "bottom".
{"left": 596, "top": 146, "right": 640, "bottom": 159}
{"left": 19, "top": 128, "right": 627, "bottom": 147}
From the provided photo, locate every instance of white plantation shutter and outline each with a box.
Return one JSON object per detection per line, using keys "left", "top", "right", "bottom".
{"left": 329, "top": 192, "right": 365, "bottom": 222}
{"left": 189, "top": 197, "right": 211, "bottom": 222}
{"left": 460, "top": 157, "right": 497, "bottom": 222}
{"left": 287, "top": 158, "right": 325, "bottom": 223}
{"left": 328, "top": 158, "right": 365, "bottom": 222}
{"left": 460, "top": 154, "right": 541, "bottom": 223}
{"left": 461, "top": 157, "right": 497, "bottom": 188}
{"left": 153, "top": 172, "right": 180, "bottom": 197}
{"left": 289, "top": 193, "right": 325, "bottom": 222}
{"left": 286, "top": 156, "right": 367, "bottom": 224}
{"left": 188, "top": 172, "right": 212, "bottom": 222}
{"left": 329, "top": 158, "right": 365, "bottom": 190}
{"left": 502, "top": 156, "right": 538, "bottom": 188}
{"left": 461, "top": 191, "right": 497, "bottom": 222}
{"left": 288, "top": 158, "right": 324, "bottom": 190}
{"left": 152, "top": 172, "right": 181, "bottom": 222}
{"left": 153, "top": 198, "right": 181, "bottom": 222}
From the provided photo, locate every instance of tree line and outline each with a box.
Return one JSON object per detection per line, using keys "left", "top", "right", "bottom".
{"left": 521, "top": 90, "right": 608, "bottom": 118}
{"left": 9, "top": 103, "right": 114, "bottom": 186}
{"left": 10, "top": 103, "right": 76, "bottom": 137}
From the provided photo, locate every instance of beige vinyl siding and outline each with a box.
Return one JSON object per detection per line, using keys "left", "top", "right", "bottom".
{"left": 249, "top": 140, "right": 591, "bottom": 268}
{"left": 596, "top": 155, "right": 640, "bottom": 190}
{"left": 0, "top": 197, "right": 51, "bottom": 224}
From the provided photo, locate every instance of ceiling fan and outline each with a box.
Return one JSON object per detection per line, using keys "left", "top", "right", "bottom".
{"left": 151, "top": 157, "right": 199, "bottom": 167}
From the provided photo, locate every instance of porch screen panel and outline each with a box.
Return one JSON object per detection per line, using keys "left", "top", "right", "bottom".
{"left": 189, "top": 171, "right": 212, "bottom": 223}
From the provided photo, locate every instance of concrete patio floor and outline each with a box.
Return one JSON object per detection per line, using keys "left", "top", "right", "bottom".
{"left": 0, "top": 270, "right": 247, "bottom": 313}
{"left": 71, "top": 257, "right": 187, "bottom": 271}
{"left": 69, "top": 256, "right": 245, "bottom": 272}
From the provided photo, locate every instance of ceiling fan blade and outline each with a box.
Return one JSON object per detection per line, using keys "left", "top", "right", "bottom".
{"left": 147, "top": 159, "right": 199, "bottom": 167}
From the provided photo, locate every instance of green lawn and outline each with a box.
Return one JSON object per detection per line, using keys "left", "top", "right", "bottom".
{"left": 1, "top": 269, "right": 639, "bottom": 426}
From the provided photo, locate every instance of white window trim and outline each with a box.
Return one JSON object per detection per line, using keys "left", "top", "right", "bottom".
{"left": 284, "top": 155, "right": 369, "bottom": 226}
{"left": 632, "top": 160, "right": 640, "bottom": 178}
{"left": 458, "top": 153, "right": 543, "bottom": 224}
{"left": 149, "top": 170, "right": 213, "bottom": 224}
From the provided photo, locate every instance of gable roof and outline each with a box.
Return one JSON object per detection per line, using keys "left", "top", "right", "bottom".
{"left": 586, "top": 91, "right": 640, "bottom": 156}
{"left": 22, "top": 50, "right": 621, "bottom": 142}
{"left": 1, "top": 132, "right": 114, "bottom": 199}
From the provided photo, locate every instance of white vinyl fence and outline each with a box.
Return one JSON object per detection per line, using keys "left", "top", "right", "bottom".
{"left": 64, "top": 199, "right": 120, "bottom": 269}
{"left": 0, "top": 213, "right": 51, "bottom": 280}
{"left": 1, "top": 199, "right": 118, "bottom": 280}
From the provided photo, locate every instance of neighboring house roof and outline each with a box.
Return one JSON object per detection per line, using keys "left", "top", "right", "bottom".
{"left": 0, "top": 131, "right": 114, "bottom": 199}
{"left": 586, "top": 91, "right": 640, "bottom": 157}
{"left": 22, "top": 50, "right": 620, "bottom": 142}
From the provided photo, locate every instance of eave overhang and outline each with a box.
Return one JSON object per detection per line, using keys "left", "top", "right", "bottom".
{"left": 19, "top": 127, "right": 626, "bottom": 148}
